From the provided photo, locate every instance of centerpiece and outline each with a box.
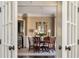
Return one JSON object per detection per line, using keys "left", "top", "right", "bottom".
{"left": 37, "top": 32, "right": 46, "bottom": 37}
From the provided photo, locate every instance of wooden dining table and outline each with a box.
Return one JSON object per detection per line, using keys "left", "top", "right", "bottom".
{"left": 33, "top": 36, "right": 53, "bottom": 52}
{"left": 28, "top": 36, "right": 56, "bottom": 52}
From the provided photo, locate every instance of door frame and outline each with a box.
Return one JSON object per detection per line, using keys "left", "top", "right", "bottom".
{"left": 62, "top": 1, "right": 67, "bottom": 57}
{"left": 16, "top": 1, "right": 63, "bottom": 58}
{"left": 10, "top": 1, "right": 18, "bottom": 58}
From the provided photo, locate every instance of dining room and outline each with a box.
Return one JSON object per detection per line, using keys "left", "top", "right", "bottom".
{"left": 17, "top": 1, "right": 58, "bottom": 58}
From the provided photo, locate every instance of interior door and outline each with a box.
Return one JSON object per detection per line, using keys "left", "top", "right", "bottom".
{"left": 62, "top": 1, "right": 78, "bottom": 58}
{"left": 0, "top": 2, "right": 3, "bottom": 58}
{"left": 0, "top": 1, "right": 17, "bottom": 58}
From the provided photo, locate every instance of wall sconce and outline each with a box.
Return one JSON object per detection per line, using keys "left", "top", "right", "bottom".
{"left": 34, "top": 29, "right": 38, "bottom": 35}
{"left": 48, "top": 29, "right": 51, "bottom": 36}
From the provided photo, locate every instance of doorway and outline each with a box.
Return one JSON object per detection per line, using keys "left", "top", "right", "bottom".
{"left": 17, "top": 1, "right": 62, "bottom": 58}
{"left": 18, "top": 20, "right": 25, "bottom": 49}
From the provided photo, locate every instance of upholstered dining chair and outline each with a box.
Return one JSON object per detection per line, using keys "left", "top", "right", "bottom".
{"left": 50, "top": 37, "right": 56, "bottom": 50}
{"left": 44, "top": 36, "right": 50, "bottom": 52}
{"left": 33, "top": 37, "right": 40, "bottom": 52}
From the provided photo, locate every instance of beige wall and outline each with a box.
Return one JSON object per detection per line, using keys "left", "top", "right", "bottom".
{"left": 27, "top": 16, "right": 55, "bottom": 36}
{"left": 18, "top": 16, "right": 55, "bottom": 37}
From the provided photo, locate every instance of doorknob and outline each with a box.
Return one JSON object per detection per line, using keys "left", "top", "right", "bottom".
{"left": 9, "top": 45, "right": 15, "bottom": 50}
{"left": 65, "top": 46, "right": 71, "bottom": 51}
{"left": 59, "top": 45, "right": 62, "bottom": 50}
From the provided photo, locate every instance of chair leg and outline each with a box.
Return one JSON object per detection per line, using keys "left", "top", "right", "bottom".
{"left": 29, "top": 46, "right": 30, "bottom": 51}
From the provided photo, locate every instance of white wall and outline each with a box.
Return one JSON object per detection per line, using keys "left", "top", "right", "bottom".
{"left": 26, "top": 16, "right": 54, "bottom": 36}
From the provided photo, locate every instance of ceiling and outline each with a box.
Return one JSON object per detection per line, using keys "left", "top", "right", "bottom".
{"left": 18, "top": 1, "right": 57, "bottom": 16}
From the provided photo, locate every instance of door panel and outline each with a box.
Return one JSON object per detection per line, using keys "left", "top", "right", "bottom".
{"left": 0, "top": 2, "right": 17, "bottom": 58}
{"left": 0, "top": 2, "right": 3, "bottom": 58}
{"left": 62, "top": 1, "right": 78, "bottom": 58}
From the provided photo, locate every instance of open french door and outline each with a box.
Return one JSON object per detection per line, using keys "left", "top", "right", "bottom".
{"left": 62, "top": 1, "right": 78, "bottom": 58}
{"left": 0, "top": 1, "right": 17, "bottom": 58}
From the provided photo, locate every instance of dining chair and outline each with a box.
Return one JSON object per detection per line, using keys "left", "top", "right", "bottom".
{"left": 33, "top": 37, "right": 40, "bottom": 52}
{"left": 44, "top": 36, "right": 50, "bottom": 52}
{"left": 28, "top": 37, "right": 34, "bottom": 51}
{"left": 50, "top": 37, "right": 56, "bottom": 50}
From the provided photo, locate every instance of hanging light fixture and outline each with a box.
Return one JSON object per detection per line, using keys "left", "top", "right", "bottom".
{"left": 37, "top": 7, "right": 46, "bottom": 37}
{"left": 40, "top": 7, "right": 44, "bottom": 34}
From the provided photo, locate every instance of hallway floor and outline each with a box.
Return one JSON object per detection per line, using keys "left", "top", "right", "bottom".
{"left": 18, "top": 48, "right": 56, "bottom": 58}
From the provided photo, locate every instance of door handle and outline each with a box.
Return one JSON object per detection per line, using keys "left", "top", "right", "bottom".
{"left": 0, "top": 39, "right": 1, "bottom": 44}
{"left": 9, "top": 45, "right": 15, "bottom": 50}
{"left": 65, "top": 46, "right": 71, "bottom": 51}
{"left": 77, "top": 40, "right": 79, "bottom": 45}
{"left": 0, "top": 7, "right": 1, "bottom": 12}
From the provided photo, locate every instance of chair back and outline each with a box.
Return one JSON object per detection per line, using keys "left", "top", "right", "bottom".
{"left": 33, "top": 37, "right": 40, "bottom": 43}
{"left": 28, "top": 37, "right": 33, "bottom": 46}
{"left": 44, "top": 36, "right": 50, "bottom": 43}
{"left": 50, "top": 37, "right": 56, "bottom": 44}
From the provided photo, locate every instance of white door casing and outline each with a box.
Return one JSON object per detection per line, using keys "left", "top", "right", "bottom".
{"left": 0, "top": 1, "right": 17, "bottom": 58}
{"left": 62, "top": 1, "right": 78, "bottom": 58}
